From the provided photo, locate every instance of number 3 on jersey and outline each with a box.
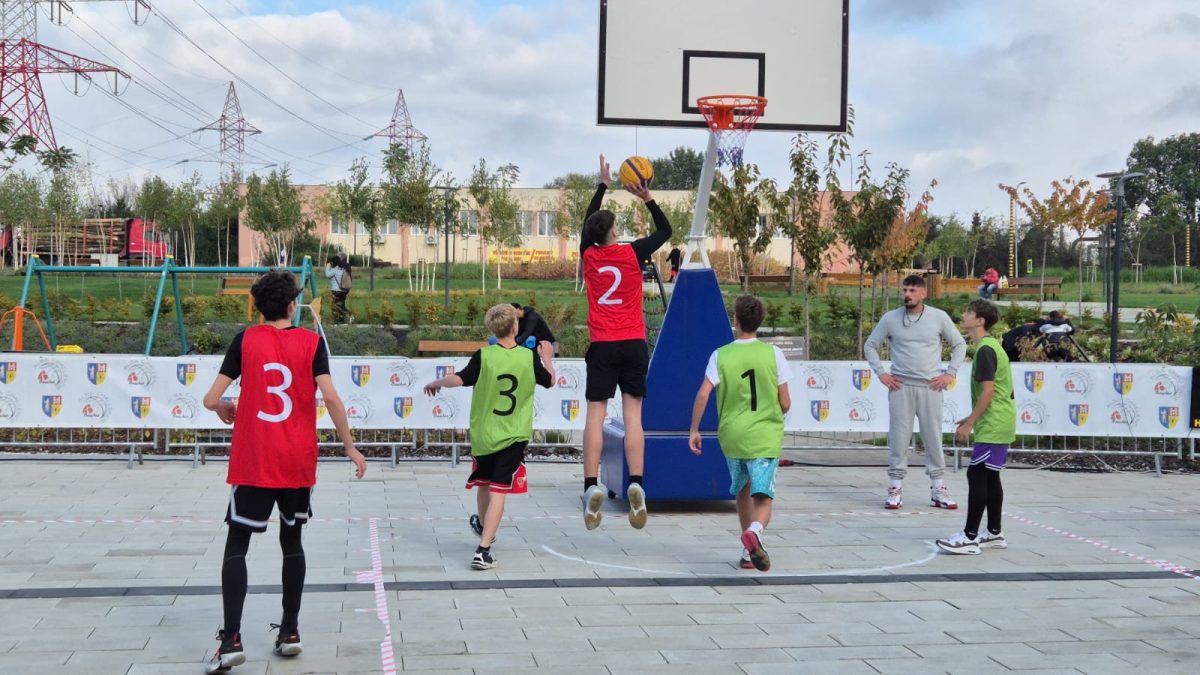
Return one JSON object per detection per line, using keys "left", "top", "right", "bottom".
{"left": 257, "top": 362, "right": 294, "bottom": 423}
{"left": 597, "top": 265, "right": 623, "bottom": 305}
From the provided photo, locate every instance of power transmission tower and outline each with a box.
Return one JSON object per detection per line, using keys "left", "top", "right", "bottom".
{"left": 0, "top": 0, "right": 142, "bottom": 150}
{"left": 366, "top": 88, "right": 426, "bottom": 153}
{"left": 199, "top": 82, "right": 260, "bottom": 181}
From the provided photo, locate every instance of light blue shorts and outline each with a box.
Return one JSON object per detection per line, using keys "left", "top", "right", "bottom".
{"left": 726, "top": 457, "right": 779, "bottom": 499}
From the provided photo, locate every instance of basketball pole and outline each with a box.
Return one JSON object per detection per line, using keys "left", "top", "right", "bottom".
{"left": 682, "top": 130, "right": 718, "bottom": 270}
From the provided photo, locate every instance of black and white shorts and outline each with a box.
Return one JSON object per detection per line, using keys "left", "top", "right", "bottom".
{"left": 225, "top": 485, "right": 313, "bottom": 533}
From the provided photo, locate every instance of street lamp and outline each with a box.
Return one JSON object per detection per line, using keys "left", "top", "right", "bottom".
{"left": 441, "top": 185, "right": 456, "bottom": 308}
{"left": 1009, "top": 181, "right": 1026, "bottom": 278}
{"left": 1096, "top": 169, "right": 1145, "bottom": 363}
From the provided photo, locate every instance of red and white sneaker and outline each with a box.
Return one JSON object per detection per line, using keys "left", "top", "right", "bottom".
{"left": 739, "top": 530, "right": 770, "bottom": 572}
{"left": 884, "top": 486, "right": 903, "bottom": 510}
{"left": 930, "top": 485, "right": 958, "bottom": 509}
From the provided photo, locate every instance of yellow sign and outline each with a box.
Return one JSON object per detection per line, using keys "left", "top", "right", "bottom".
{"left": 489, "top": 249, "right": 558, "bottom": 264}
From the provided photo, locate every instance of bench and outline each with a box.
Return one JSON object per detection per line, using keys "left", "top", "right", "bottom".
{"left": 817, "top": 272, "right": 873, "bottom": 294}
{"left": 740, "top": 274, "right": 791, "bottom": 290}
{"left": 995, "top": 276, "right": 1063, "bottom": 299}
{"left": 417, "top": 340, "right": 489, "bottom": 355}
{"left": 939, "top": 277, "right": 984, "bottom": 295}
{"left": 217, "top": 277, "right": 256, "bottom": 322}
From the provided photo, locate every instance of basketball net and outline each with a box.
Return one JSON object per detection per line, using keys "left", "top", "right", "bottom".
{"left": 682, "top": 95, "right": 767, "bottom": 271}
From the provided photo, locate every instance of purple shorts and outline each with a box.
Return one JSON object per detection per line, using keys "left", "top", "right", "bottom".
{"left": 970, "top": 443, "right": 1008, "bottom": 471}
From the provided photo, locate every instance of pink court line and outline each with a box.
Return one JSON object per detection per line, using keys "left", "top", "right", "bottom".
{"left": 1008, "top": 513, "right": 1198, "bottom": 581}
{"left": 353, "top": 517, "right": 397, "bottom": 674}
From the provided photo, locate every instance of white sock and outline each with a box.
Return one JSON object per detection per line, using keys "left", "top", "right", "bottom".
{"left": 890, "top": 479, "right": 903, "bottom": 489}
{"left": 931, "top": 478, "right": 944, "bottom": 490}
{"left": 748, "top": 521, "right": 764, "bottom": 534}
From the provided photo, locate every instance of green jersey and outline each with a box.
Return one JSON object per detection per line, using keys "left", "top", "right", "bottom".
{"left": 970, "top": 335, "right": 1016, "bottom": 444}
{"left": 466, "top": 345, "right": 538, "bottom": 456}
{"left": 711, "top": 340, "right": 785, "bottom": 459}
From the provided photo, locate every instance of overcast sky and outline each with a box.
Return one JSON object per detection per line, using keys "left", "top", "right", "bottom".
{"left": 27, "top": 0, "right": 1200, "bottom": 220}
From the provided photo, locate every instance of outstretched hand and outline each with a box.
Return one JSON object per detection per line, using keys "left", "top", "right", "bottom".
{"left": 599, "top": 154, "right": 611, "bottom": 185}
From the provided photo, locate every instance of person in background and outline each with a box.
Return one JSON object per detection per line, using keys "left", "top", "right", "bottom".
{"left": 512, "top": 303, "right": 558, "bottom": 354}
{"left": 979, "top": 266, "right": 999, "bottom": 299}
{"left": 667, "top": 246, "right": 682, "bottom": 281}
{"left": 324, "top": 254, "right": 351, "bottom": 324}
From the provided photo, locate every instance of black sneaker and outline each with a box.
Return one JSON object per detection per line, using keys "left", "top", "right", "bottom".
{"left": 270, "top": 623, "right": 302, "bottom": 657}
{"left": 471, "top": 549, "right": 497, "bottom": 570}
{"left": 205, "top": 629, "right": 245, "bottom": 674}
{"left": 469, "top": 514, "right": 483, "bottom": 537}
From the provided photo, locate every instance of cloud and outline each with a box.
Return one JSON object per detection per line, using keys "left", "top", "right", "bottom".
{"left": 19, "top": 0, "right": 1200, "bottom": 223}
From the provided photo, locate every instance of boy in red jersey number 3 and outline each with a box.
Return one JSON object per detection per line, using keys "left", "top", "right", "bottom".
{"left": 201, "top": 270, "right": 366, "bottom": 674}
{"left": 579, "top": 154, "right": 671, "bottom": 530}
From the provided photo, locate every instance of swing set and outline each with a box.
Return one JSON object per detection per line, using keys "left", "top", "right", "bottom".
{"left": 4, "top": 255, "right": 323, "bottom": 355}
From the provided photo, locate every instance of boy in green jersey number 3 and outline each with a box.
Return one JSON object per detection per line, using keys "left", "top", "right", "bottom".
{"left": 424, "top": 304, "right": 555, "bottom": 570}
{"left": 688, "top": 296, "right": 792, "bottom": 571}
{"left": 937, "top": 299, "right": 1015, "bottom": 555}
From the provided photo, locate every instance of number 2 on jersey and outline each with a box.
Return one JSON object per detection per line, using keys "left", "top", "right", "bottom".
{"left": 597, "top": 265, "right": 623, "bottom": 305}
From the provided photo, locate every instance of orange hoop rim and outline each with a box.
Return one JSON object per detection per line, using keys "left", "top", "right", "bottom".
{"left": 696, "top": 94, "right": 768, "bottom": 131}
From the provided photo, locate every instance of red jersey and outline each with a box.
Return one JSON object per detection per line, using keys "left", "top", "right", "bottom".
{"left": 583, "top": 243, "right": 646, "bottom": 342}
{"left": 229, "top": 325, "right": 321, "bottom": 488}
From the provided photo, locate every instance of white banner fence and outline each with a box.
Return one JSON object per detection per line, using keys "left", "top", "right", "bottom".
{"left": 0, "top": 354, "right": 1192, "bottom": 439}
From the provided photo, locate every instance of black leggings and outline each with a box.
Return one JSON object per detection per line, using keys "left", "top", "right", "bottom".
{"left": 221, "top": 523, "right": 306, "bottom": 635}
{"left": 964, "top": 463, "right": 1004, "bottom": 539}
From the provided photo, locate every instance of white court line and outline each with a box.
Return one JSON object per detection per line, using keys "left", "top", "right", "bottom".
{"left": 541, "top": 544, "right": 692, "bottom": 576}
{"left": 540, "top": 541, "right": 939, "bottom": 578}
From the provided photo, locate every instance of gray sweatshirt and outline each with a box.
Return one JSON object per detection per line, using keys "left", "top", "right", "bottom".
{"left": 864, "top": 304, "right": 966, "bottom": 381}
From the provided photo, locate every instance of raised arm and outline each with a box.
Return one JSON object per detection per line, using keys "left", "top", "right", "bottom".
{"left": 630, "top": 184, "right": 672, "bottom": 261}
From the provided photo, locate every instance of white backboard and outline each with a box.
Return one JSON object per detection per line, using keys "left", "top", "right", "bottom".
{"left": 598, "top": 0, "right": 849, "bottom": 132}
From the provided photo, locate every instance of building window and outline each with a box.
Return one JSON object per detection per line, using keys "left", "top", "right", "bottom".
{"left": 383, "top": 218, "right": 399, "bottom": 236}
{"left": 537, "top": 211, "right": 556, "bottom": 237}
{"left": 757, "top": 214, "right": 769, "bottom": 238}
{"left": 330, "top": 215, "right": 348, "bottom": 235}
{"left": 519, "top": 211, "right": 534, "bottom": 236}
{"left": 355, "top": 221, "right": 367, "bottom": 236}
{"left": 459, "top": 210, "right": 479, "bottom": 237}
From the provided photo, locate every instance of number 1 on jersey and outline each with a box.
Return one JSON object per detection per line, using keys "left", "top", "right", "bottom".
{"left": 741, "top": 368, "right": 758, "bottom": 411}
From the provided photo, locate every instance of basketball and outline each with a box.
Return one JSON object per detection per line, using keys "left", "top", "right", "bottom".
{"left": 618, "top": 156, "right": 654, "bottom": 189}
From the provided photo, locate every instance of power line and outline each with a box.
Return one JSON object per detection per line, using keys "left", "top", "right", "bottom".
{"left": 147, "top": 2, "right": 374, "bottom": 148}
{"left": 191, "top": 0, "right": 382, "bottom": 129}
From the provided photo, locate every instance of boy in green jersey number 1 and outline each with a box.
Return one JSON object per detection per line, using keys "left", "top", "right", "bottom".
{"left": 424, "top": 304, "right": 555, "bottom": 570}
{"left": 936, "top": 299, "right": 1016, "bottom": 555}
{"left": 688, "top": 296, "right": 792, "bottom": 572}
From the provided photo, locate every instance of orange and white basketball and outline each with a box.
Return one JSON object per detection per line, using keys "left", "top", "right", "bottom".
{"left": 618, "top": 156, "right": 654, "bottom": 189}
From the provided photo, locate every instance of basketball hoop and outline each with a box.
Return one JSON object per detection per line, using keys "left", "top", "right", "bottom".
{"left": 696, "top": 95, "right": 768, "bottom": 167}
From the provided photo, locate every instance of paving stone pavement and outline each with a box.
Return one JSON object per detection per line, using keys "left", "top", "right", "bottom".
{"left": 1, "top": 457, "right": 1199, "bottom": 674}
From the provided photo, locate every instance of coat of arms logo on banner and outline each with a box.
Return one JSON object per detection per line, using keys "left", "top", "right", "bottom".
{"left": 1112, "top": 372, "right": 1133, "bottom": 395}
{"left": 1024, "top": 370, "right": 1044, "bottom": 393}
{"left": 1068, "top": 403, "right": 1089, "bottom": 427}
{"left": 131, "top": 396, "right": 152, "bottom": 419}
{"left": 87, "top": 362, "right": 107, "bottom": 385}
{"left": 1159, "top": 406, "right": 1180, "bottom": 429}
{"left": 41, "top": 395, "right": 61, "bottom": 418}
{"left": 0, "top": 361, "right": 16, "bottom": 385}
{"left": 176, "top": 363, "right": 197, "bottom": 386}
{"left": 851, "top": 369, "right": 871, "bottom": 391}
{"left": 393, "top": 396, "right": 413, "bottom": 419}
{"left": 561, "top": 399, "right": 580, "bottom": 421}
{"left": 351, "top": 365, "right": 370, "bottom": 387}
{"left": 810, "top": 400, "right": 830, "bottom": 422}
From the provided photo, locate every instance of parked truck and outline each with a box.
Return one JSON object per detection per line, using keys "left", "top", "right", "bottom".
{"left": 0, "top": 217, "right": 170, "bottom": 267}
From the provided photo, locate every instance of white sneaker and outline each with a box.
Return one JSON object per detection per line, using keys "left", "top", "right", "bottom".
{"left": 936, "top": 531, "right": 981, "bottom": 555}
{"left": 978, "top": 531, "right": 1008, "bottom": 549}
{"left": 627, "top": 483, "right": 647, "bottom": 529}
{"left": 930, "top": 485, "right": 958, "bottom": 509}
{"left": 885, "top": 486, "right": 903, "bottom": 510}
{"left": 583, "top": 485, "right": 605, "bottom": 530}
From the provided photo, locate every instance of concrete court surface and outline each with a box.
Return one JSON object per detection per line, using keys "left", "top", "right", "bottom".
{"left": 0, "top": 455, "right": 1198, "bottom": 674}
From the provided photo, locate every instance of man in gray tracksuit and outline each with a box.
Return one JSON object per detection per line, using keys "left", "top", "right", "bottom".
{"left": 865, "top": 274, "right": 967, "bottom": 510}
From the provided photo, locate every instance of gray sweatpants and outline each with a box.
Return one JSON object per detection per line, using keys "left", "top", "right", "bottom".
{"left": 887, "top": 380, "right": 946, "bottom": 481}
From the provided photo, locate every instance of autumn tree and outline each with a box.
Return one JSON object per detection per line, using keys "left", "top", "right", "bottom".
{"left": 708, "top": 163, "right": 788, "bottom": 291}
{"left": 244, "top": 167, "right": 309, "bottom": 268}
{"left": 469, "top": 159, "right": 522, "bottom": 289}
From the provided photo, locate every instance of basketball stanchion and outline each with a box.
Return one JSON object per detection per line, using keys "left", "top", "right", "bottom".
{"left": 600, "top": 95, "right": 768, "bottom": 501}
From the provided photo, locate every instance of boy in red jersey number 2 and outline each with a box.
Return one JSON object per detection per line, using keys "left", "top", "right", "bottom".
{"left": 201, "top": 270, "right": 366, "bottom": 674}
{"left": 579, "top": 154, "right": 671, "bottom": 531}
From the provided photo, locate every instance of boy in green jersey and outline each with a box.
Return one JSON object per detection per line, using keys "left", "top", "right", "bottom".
{"left": 424, "top": 304, "right": 555, "bottom": 570}
{"left": 688, "top": 296, "right": 792, "bottom": 571}
{"left": 937, "top": 299, "right": 1016, "bottom": 555}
